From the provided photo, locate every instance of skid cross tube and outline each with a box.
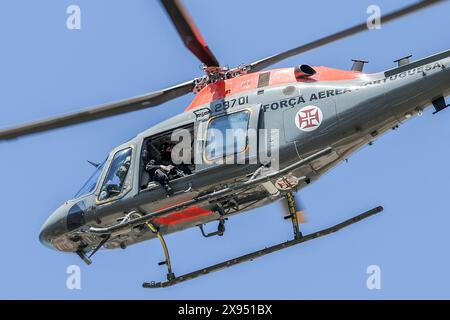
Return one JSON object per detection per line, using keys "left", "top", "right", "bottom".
{"left": 145, "top": 222, "right": 175, "bottom": 281}
{"left": 143, "top": 205, "right": 383, "bottom": 288}
{"left": 285, "top": 192, "right": 302, "bottom": 240}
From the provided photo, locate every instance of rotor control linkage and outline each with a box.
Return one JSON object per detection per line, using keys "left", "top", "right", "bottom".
{"left": 145, "top": 222, "right": 175, "bottom": 281}
{"left": 284, "top": 192, "right": 302, "bottom": 240}
{"left": 143, "top": 206, "right": 383, "bottom": 288}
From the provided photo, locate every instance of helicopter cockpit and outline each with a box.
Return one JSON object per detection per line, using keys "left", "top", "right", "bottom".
{"left": 71, "top": 145, "right": 134, "bottom": 205}
{"left": 98, "top": 148, "right": 133, "bottom": 201}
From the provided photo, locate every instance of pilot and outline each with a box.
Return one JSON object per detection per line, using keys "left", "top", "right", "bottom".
{"left": 145, "top": 159, "right": 173, "bottom": 195}
{"left": 116, "top": 156, "right": 131, "bottom": 185}
{"left": 98, "top": 156, "right": 131, "bottom": 201}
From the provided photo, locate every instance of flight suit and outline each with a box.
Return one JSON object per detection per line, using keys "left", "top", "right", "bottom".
{"left": 145, "top": 159, "right": 172, "bottom": 194}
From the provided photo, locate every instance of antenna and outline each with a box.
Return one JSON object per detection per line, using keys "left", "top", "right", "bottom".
{"left": 351, "top": 59, "right": 369, "bottom": 72}
{"left": 87, "top": 160, "right": 100, "bottom": 168}
{"left": 393, "top": 54, "right": 412, "bottom": 67}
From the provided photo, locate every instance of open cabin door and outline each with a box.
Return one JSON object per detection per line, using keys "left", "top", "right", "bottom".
{"left": 138, "top": 122, "right": 197, "bottom": 194}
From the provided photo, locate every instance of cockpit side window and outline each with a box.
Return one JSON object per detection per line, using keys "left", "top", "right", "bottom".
{"left": 205, "top": 111, "right": 250, "bottom": 160}
{"left": 98, "top": 147, "right": 133, "bottom": 201}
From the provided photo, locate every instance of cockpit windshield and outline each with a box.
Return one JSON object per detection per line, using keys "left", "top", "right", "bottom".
{"left": 74, "top": 160, "right": 106, "bottom": 199}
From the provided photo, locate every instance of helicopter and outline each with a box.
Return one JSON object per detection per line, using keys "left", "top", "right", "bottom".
{"left": 0, "top": 0, "right": 449, "bottom": 288}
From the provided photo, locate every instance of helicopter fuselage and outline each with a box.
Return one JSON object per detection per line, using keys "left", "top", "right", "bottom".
{"left": 39, "top": 50, "right": 450, "bottom": 254}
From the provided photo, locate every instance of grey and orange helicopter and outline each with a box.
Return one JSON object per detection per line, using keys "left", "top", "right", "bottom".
{"left": 1, "top": 0, "right": 449, "bottom": 288}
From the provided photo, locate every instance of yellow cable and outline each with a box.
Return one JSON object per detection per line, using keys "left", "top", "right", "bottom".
{"left": 145, "top": 222, "right": 172, "bottom": 271}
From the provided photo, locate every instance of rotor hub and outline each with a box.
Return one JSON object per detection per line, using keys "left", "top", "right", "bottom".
{"left": 193, "top": 64, "right": 251, "bottom": 93}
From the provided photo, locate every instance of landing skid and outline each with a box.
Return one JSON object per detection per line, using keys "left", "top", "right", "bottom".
{"left": 143, "top": 205, "right": 383, "bottom": 288}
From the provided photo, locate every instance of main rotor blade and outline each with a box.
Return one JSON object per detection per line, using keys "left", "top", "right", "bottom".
{"left": 160, "top": 0, "right": 219, "bottom": 67}
{"left": 0, "top": 80, "right": 195, "bottom": 140}
{"left": 250, "top": 0, "right": 445, "bottom": 72}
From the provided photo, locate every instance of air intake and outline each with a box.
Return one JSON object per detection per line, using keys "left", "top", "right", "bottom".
{"left": 294, "top": 64, "right": 316, "bottom": 79}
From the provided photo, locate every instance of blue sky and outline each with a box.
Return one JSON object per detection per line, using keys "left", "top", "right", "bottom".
{"left": 0, "top": 0, "right": 449, "bottom": 299}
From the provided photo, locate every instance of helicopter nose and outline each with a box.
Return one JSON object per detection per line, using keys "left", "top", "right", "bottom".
{"left": 39, "top": 204, "right": 68, "bottom": 249}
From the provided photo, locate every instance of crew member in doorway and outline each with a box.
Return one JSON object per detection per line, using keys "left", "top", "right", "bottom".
{"left": 160, "top": 142, "right": 192, "bottom": 177}
{"left": 145, "top": 159, "right": 173, "bottom": 195}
